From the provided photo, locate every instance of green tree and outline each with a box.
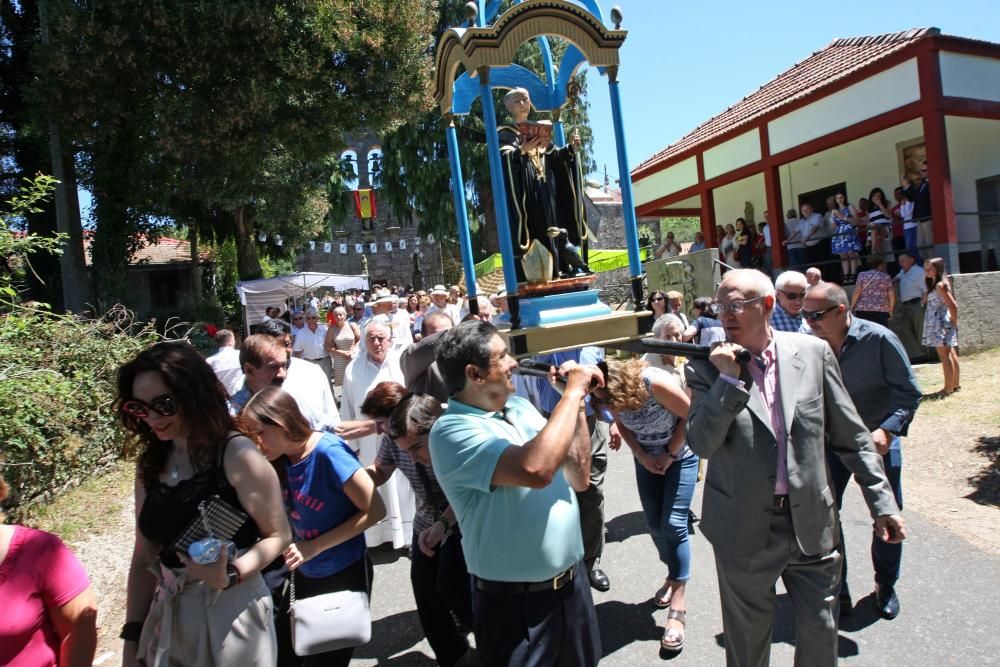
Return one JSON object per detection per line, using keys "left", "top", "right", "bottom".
{"left": 33, "top": 0, "right": 438, "bottom": 303}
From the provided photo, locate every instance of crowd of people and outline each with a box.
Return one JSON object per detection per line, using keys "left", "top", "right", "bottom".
{"left": 0, "top": 245, "right": 963, "bottom": 665}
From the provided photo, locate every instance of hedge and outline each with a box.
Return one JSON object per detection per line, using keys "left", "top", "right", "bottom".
{"left": 0, "top": 305, "right": 159, "bottom": 520}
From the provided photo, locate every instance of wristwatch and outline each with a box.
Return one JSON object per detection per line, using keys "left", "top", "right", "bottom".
{"left": 224, "top": 562, "right": 242, "bottom": 590}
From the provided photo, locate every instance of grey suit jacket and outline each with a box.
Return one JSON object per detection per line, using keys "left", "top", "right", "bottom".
{"left": 685, "top": 330, "right": 898, "bottom": 561}
{"left": 400, "top": 330, "right": 449, "bottom": 402}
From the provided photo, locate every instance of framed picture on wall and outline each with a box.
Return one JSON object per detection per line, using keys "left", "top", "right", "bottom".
{"left": 896, "top": 137, "right": 926, "bottom": 184}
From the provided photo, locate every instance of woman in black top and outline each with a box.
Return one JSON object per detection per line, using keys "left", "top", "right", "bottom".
{"left": 117, "top": 341, "right": 291, "bottom": 667}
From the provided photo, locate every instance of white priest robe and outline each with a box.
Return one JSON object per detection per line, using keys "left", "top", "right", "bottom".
{"left": 340, "top": 349, "right": 415, "bottom": 548}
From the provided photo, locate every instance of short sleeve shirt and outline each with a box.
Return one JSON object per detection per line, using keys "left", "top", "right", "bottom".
{"left": 0, "top": 526, "right": 90, "bottom": 667}
{"left": 429, "top": 396, "right": 584, "bottom": 582}
{"left": 283, "top": 433, "right": 366, "bottom": 578}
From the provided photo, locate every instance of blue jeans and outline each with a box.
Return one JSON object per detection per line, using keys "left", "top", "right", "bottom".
{"left": 634, "top": 454, "right": 699, "bottom": 582}
{"left": 828, "top": 439, "right": 903, "bottom": 588}
{"left": 787, "top": 247, "right": 807, "bottom": 268}
{"left": 903, "top": 227, "right": 923, "bottom": 265}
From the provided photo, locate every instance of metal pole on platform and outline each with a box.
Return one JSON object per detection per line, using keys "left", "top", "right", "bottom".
{"left": 607, "top": 66, "right": 645, "bottom": 311}
{"left": 479, "top": 67, "right": 521, "bottom": 327}
{"left": 444, "top": 116, "right": 479, "bottom": 314}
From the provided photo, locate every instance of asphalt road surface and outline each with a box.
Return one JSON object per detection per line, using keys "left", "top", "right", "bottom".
{"left": 353, "top": 444, "right": 1000, "bottom": 665}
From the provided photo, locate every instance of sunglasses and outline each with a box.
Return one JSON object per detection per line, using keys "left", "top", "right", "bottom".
{"left": 802, "top": 305, "right": 839, "bottom": 322}
{"left": 651, "top": 297, "right": 665, "bottom": 302}
{"left": 122, "top": 394, "right": 178, "bottom": 419}
{"left": 778, "top": 289, "right": 806, "bottom": 301}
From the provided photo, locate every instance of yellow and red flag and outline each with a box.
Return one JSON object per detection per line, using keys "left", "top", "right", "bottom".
{"left": 353, "top": 189, "right": 377, "bottom": 219}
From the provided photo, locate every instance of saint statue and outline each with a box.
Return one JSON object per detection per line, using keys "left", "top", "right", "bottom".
{"left": 498, "top": 87, "right": 591, "bottom": 284}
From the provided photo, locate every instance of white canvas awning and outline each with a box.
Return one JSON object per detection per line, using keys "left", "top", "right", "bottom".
{"left": 237, "top": 272, "right": 369, "bottom": 330}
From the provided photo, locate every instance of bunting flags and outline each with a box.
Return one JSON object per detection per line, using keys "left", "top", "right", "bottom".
{"left": 309, "top": 241, "right": 315, "bottom": 250}
{"left": 324, "top": 242, "right": 332, "bottom": 253}
{"left": 355, "top": 243, "right": 363, "bottom": 254}
{"left": 339, "top": 244, "right": 347, "bottom": 254}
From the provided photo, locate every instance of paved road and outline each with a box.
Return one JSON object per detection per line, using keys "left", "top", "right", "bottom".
{"left": 354, "top": 445, "right": 1000, "bottom": 665}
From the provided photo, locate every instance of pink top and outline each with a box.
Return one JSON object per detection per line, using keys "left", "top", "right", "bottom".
{"left": 0, "top": 526, "right": 90, "bottom": 667}
{"left": 746, "top": 341, "right": 790, "bottom": 495}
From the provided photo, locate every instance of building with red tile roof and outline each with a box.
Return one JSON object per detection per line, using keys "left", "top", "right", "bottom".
{"left": 630, "top": 28, "right": 1000, "bottom": 273}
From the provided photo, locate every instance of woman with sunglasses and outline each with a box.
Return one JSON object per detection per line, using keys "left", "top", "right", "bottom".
{"left": 922, "top": 257, "right": 961, "bottom": 396}
{"left": 646, "top": 290, "right": 669, "bottom": 319}
{"left": 239, "top": 386, "right": 385, "bottom": 666}
{"left": 116, "top": 341, "right": 291, "bottom": 667}
{"left": 361, "top": 383, "right": 474, "bottom": 667}
{"left": 592, "top": 357, "right": 695, "bottom": 654}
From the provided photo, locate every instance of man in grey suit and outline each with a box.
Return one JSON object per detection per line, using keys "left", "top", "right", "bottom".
{"left": 685, "top": 269, "right": 906, "bottom": 667}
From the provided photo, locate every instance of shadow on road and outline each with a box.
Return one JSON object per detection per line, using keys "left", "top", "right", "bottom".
{"left": 595, "top": 599, "right": 663, "bottom": 656}
{"left": 966, "top": 435, "right": 999, "bottom": 508}
{"left": 712, "top": 593, "right": 860, "bottom": 658}
{"left": 605, "top": 511, "right": 647, "bottom": 544}
{"left": 354, "top": 609, "right": 426, "bottom": 661}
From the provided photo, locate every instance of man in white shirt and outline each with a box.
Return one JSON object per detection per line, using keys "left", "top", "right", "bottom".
{"left": 289, "top": 310, "right": 306, "bottom": 340}
{"left": 893, "top": 252, "right": 928, "bottom": 362}
{"left": 339, "top": 320, "right": 416, "bottom": 548}
{"left": 205, "top": 329, "right": 243, "bottom": 398}
{"left": 292, "top": 308, "right": 331, "bottom": 383}
{"left": 799, "top": 203, "right": 826, "bottom": 266}
{"left": 783, "top": 209, "right": 807, "bottom": 268}
{"left": 230, "top": 330, "right": 340, "bottom": 432}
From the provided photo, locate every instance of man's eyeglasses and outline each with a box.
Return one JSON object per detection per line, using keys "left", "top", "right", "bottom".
{"left": 802, "top": 305, "right": 839, "bottom": 322}
{"left": 122, "top": 394, "right": 178, "bottom": 419}
{"left": 778, "top": 289, "right": 806, "bottom": 301}
{"left": 716, "top": 295, "right": 765, "bottom": 315}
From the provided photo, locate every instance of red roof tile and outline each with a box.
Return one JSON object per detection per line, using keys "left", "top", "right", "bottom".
{"left": 83, "top": 235, "right": 212, "bottom": 267}
{"left": 632, "top": 28, "right": 980, "bottom": 179}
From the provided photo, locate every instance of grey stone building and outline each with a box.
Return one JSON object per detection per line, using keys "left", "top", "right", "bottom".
{"left": 295, "top": 132, "right": 445, "bottom": 290}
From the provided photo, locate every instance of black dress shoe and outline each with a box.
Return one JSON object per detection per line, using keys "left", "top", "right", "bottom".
{"left": 875, "top": 583, "right": 899, "bottom": 619}
{"left": 588, "top": 567, "right": 610, "bottom": 592}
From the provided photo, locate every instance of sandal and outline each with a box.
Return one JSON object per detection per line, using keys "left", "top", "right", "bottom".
{"left": 653, "top": 581, "right": 672, "bottom": 608}
{"left": 661, "top": 608, "right": 686, "bottom": 653}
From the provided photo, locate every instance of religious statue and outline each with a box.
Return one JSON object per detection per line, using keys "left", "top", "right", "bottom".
{"left": 498, "top": 87, "right": 591, "bottom": 284}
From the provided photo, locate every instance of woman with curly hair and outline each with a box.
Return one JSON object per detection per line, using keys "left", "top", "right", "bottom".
{"left": 116, "top": 341, "right": 291, "bottom": 667}
{"left": 594, "top": 356, "right": 695, "bottom": 654}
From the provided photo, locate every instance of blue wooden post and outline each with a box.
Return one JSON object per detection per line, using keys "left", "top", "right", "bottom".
{"left": 607, "top": 69, "right": 642, "bottom": 278}
{"left": 479, "top": 69, "right": 521, "bottom": 311}
{"left": 445, "top": 118, "right": 478, "bottom": 302}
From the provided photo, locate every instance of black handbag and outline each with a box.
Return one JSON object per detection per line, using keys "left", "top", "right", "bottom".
{"left": 171, "top": 495, "right": 248, "bottom": 556}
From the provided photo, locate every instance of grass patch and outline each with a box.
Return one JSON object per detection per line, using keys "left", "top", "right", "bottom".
{"left": 24, "top": 459, "right": 134, "bottom": 544}
{"left": 912, "top": 347, "right": 1000, "bottom": 425}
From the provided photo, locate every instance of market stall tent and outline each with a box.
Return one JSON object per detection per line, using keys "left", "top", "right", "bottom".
{"left": 237, "top": 272, "right": 369, "bottom": 333}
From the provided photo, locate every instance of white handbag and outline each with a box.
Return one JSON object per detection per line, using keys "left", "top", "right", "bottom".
{"left": 288, "top": 562, "right": 372, "bottom": 656}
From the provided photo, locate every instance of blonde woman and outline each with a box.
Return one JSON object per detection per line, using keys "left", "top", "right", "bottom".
{"left": 596, "top": 357, "right": 695, "bottom": 654}
{"left": 324, "top": 306, "right": 360, "bottom": 404}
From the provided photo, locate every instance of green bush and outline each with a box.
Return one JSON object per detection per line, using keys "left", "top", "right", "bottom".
{"left": 0, "top": 305, "right": 159, "bottom": 519}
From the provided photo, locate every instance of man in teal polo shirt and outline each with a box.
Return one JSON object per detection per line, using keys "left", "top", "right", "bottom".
{"left": 430, "top": 320, "right": 603, "bottom": 666}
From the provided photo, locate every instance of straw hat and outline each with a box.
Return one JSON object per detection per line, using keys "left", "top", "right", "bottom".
{"left": 430, "top": 284, "right": 448, "bottom": 296}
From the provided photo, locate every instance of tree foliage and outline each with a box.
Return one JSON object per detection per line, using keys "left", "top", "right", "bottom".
{"left": 29, "top": 0, "right": 438, "bottom": 296}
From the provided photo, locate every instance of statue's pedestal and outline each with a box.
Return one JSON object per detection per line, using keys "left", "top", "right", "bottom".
{"left": 498, "top": 289, "right": 610, "bottom": 329}
{"left": 498, "top": 305, "right": 653, "bottom": 359}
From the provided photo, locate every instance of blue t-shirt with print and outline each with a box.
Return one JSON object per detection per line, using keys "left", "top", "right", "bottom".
{"left": 283, "top": 432, "right": 365, "bottom": 578}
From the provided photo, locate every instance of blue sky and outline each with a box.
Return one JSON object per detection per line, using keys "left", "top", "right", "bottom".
{"left": 583, "top": 0, "right": 1000, "bottom": 185}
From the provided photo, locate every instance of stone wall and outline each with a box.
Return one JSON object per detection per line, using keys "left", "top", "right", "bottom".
{"left": 952, "top": 271, "right": 1000, "bottom": 353}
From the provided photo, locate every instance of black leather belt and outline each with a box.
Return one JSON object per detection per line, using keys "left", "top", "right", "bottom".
{"left": 474, "top": 566, "right": 575, "bottom": 594}
{"left": 903, "top": 298, "right": 921, "bottom": 305}
{"left": 772, "top": 495, "right": 790, "bottom": 512}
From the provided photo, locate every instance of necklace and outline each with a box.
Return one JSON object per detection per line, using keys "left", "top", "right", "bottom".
{"left": 169, "top": 463, "right": 180, "bottom": 481}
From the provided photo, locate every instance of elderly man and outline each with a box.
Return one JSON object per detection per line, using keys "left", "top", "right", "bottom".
{"left": 685, "top": 269, "right": 905, "bottom": 667}
{"left": 291, "top": 308, "right": 331, "bottom": 382}
{"left": 205, "top": 329, "right": 243, "bottom": 398}
{"left": 770, "top": 270, "right": 811, "bottom": 333}
{"left": 401, "top": 310, "right": 454, "bottom": 401}
{"left": 430, "top": 320, "right": 603, "bottom": 666}
{"left": 340, "top": 320, "right": 416, "bottom": 548}
{"left": 688, "top": 231, "right": 706, "bottom": 253}
{"left": 803, "top": 282, "right": 920, "bottom": 620}
{"left": 805, "top": 266, "right": 822, "bottom": 286}
{"left": 783, "top": 209, "right": 807, "bottom": 268}
{"left": 893, "top": 252, "right": 928, "bottom": 362}
{"left": 230, "top": 332, "right": 340, "bottom": 431}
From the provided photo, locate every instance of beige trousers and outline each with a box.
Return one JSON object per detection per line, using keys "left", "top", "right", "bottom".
{"left": 138, "top": 565, "right": 276, "bottom": 667}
